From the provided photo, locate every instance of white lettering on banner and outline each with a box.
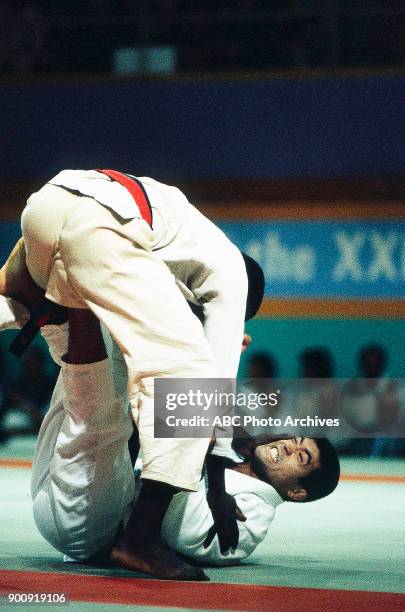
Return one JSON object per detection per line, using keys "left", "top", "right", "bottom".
{"left": 333, "top": 231, "right": 364, "bottom": 281}
{"left": 246, "top": 232, "right": 315, "bottom": 283}
{"left": 368, "top": 231, "right": 397, "bottom": 281}
{"left": 246, "top": 240, "right": 261, "bottom": 264}
{"left": 334, "top": 230, "right": 402, "bottom": 282}
{"left": 245, "top": 229, "right": 404, "bottom": 289}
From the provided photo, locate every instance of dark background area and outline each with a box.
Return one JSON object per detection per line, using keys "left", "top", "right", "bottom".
{"left": 1, "top": 1, "right": 405, "bottom": 76}
{"left": 0, "top": 1, "right": 403, "bottom": 456}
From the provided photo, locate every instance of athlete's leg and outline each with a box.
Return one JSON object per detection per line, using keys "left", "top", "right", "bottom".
{"left": 58, "top": 201, "right": 213, "bottom": 579}
{"left": 31, "top": 313, "right": 135, "bottom": 561}
{"left": 22, "top": 185, "right": 214, "bottom": 490}
{"left": 0, "top": 247, "right": 134, "bottom": 560}
{"left": 22, "top": 186, "right": 214, "bottom": 579}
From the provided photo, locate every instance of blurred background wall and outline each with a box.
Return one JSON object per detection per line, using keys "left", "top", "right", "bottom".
{"left": 1, "top": 74, "right": 405, "bottom": 180}
{"left": 0, "top": 0, "right": 403, "bottom": 451}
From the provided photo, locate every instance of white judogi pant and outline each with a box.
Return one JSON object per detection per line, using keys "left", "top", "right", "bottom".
{"left": 22, "top": 183, "right": 216, "bottom": 491}
{"left": 29, "top": 324, "right": 282, "bottom": 563}
{"left": 31, "top": 351, "right": 135, "bottom": 560}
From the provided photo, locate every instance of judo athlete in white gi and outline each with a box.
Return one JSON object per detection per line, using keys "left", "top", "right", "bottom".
{"left": 34, "top": 310, "right": 278, "bottom": 567}
{"left": 0, "top": 304, "right": 340, "bottom": 567}
{"left": 0, "top": 170, "right": 264, "bottom": 580}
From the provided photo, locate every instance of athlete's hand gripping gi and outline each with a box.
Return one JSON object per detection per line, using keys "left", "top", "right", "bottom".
{"left": 204, "top": 431, "right": 295, "bottom": 553}
{"left": 204, "top": 454, "right": 247, "bottom": 553}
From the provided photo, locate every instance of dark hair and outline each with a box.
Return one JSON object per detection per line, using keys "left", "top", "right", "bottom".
{"left": 241, "top": 252, "right": 265, "bottom": 321}
{"left": 298, "top": 438, "right": 340, "bottom": 502}
{"left": 300, "top": 347, "right": 334, "bottom": 378}
{"left": 359, "top": 343, "right": 386, "bottom": 366}
{"left": 248, "top": 352, "right": 277, "bottom": 378}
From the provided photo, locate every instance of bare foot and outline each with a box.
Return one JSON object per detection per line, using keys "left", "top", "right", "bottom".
{"left": 111, "top": 539, "right": 209, "bottom": 581}
{"left": 0, "top": 238, "right": 44, "bottom": 308}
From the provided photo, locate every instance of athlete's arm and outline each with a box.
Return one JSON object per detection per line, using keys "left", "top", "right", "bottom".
{"left": 204, "top": 454, "right": 246, "bottom": 554}
{"left": 197, "top": 249, "right": 248, "bottom": 377}
{"left": 63, "top": 308, "right": 107, "bottom": 365}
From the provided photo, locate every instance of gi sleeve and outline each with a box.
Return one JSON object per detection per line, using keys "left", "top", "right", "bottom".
{"left": 195, "top": 246, "right": 248, "bottom": 378}
{"left": 162, "top": 481, "right": 275, "bottom": 566}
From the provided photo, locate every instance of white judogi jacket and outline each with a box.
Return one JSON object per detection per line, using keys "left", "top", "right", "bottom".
{"left": 1, "top": 304, "right": 282, "bottom": 565}
{"left": 162, "top": 467, "right": 283, "bottom": 565}
{"left": 49, "top": 170, "right": 248, "bottom": 379}
{"left": 48, "top": 170, "right": 248, "bottom": 462}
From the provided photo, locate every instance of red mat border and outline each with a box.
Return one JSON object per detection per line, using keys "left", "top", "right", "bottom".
{"left": 0, "top": 570, "right": 404, "bottom": 611}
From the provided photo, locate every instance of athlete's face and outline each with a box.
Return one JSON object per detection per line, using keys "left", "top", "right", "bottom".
{"left": 253, "top": 437, "right": 321, "bottom": 501}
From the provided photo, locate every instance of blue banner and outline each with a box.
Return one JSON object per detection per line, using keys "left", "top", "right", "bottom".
{"left": 220, "top": 220, "right": 405, "bottom": 298}
{"left": 1, "top": 219, "right": 404, "bottom": 299}
{"left": 1, "top": 75, "right": 405, "bottom": 180}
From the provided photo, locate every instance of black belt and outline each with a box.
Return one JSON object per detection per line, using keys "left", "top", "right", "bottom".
{"left": 9, "top": 298, "right": 67, "bottom": 358}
